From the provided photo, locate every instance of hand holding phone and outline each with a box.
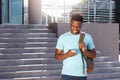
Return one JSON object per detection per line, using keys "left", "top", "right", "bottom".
{"left": 67, "top": 50, "right": 76, "bottom": 57}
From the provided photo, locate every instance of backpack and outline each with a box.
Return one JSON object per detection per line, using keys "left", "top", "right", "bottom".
{"left": 79, "top": 33, "right": 94, "bottom": 73}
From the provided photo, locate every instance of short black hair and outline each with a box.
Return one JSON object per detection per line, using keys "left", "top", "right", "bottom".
{"left": 71, "top": 13, "right": 84, "bottom": 22}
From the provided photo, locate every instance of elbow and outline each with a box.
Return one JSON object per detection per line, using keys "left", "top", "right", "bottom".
{"left": 55, "top": 57, "right": 63, "bottom": 61}
{"left": 54, "top": 55, "right": 62, "bottom": 61}
{"left": 54, "top": 54, "right": 58, "bottom": 60}
{"left": 54, "top": 56, "right": 59, "bottom": 60}
{"left": 92, "top": 53, "right": 96, "bottom": 59}
{"left": 92, "top": 55, "right": 96, "bottom": 59}
{"left": 89, "top": 52, "right": 96, "bottom": 59}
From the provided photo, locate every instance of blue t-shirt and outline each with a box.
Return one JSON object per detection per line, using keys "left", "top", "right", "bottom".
{"left": 56, "top": 32, "right": 95, "bottom": 76}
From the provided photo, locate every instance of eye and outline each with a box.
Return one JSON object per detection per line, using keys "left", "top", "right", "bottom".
{"left": 71, "top": 26, "right": 75, "bottom": 28}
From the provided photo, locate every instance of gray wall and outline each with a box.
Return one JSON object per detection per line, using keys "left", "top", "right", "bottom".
{"left": 49, "top": 23, "right": 119, "bottom": 60}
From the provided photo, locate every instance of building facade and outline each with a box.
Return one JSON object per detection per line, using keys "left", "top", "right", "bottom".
{"left": 0, "top": 0, "right": 23, "bottom": 24}
{"left": 115, "top": 0, "right": 120, "bottom": 23}
{"left": 0, "top": 0, "right": 42, "bottom": 24}
{"left": 0, "top": 0, "right": 119, "bottom": 24}
{"left": 42, "top": 0, "right": 116, "bottom": 24}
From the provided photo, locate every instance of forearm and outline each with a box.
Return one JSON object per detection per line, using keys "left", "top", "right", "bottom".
{"left": 55, "top": 53, "right": 69, "bottom": 61}
{"left": 83, "top": 50, "right": 96, "bottom": 59}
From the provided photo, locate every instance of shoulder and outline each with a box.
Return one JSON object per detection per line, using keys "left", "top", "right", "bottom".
{"left": 59, "top": 32, "right": 70, "bottom": 39}
{"left": 81, "top": 31, "right": 93, "bottom": 40}
{"left": 57, "top": 32, "right": 70, "bottom": 43}
{"left": 81, "top": 31, "right": 91, "bottom": 36}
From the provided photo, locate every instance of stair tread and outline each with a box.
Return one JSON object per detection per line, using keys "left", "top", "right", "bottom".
{"left": 89, "top": 72, "right": 120, "bottom": 75}
{"left": 0, "top": 38, "right": 57, "bottom": 39}
{"left": 0, "top": 52, "right": 53, "bottom": 55}
{"left": 0, "top": 33, "right": 54, "bottom": 34}
{"left": 0, "top": 64, "right": 119, "bottom": 70}
{"left": 0, "top": 29, "right": 50, "bottom": 30}
{"left": 0, "top": 70, "right": 61, "bottom": 74}
{"left": 0, "top": 63, "right": 62, "bottom": 67}
{"left": 0, "top": 76, "right": 60, "bottom": 80}
{"left": 0, "top": 58, "right": 117, "bottom": 62}
{"left": 0, "top": 47, "right": 55, "bottom": 49}
{"left": 0, "top": 42, "right": 56, "bottom": 44}
{"left": 95, "top": 66, "right": 120, "bottom": 69}
{"left": 0, "top": 58, "right": 55, "bottom": 61}
{"left": 1, "top": 70, "right": 120, "bottom": 75}
{"left": 102, "top": 78, "right": 120, "bottom": 80}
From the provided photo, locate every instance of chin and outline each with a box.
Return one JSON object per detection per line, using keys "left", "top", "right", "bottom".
{"left": 73, "top": 32, "right": 79, "bottom": 34}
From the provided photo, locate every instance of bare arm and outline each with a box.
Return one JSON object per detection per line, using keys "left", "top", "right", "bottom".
{"left": 83, "top": 49, "right": 96, "bottom": 58}
{"left": 54, "top": 49, "right": 76, "bottom": 61}
{"left": 79, "top": 42, "right": 96, "bottom": 59}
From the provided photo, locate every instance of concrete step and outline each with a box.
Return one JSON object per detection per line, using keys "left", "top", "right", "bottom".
{"left": 93, "top": 67, "right": 120, "bottom": 73}
{"left": 0, "top": 29, "right": 52, "bottom": 33}
{"left": 96, "top": 51, "right": 102, "bottom": 57}
{"left": 0, "top": 69, "right": 120, "bottom": 79}
{"left": 0, "top": 53, "right": 114, "bottom": 62}
{"left": 0, "top": 58, "right": 119, "bottom": 66}
{"left": 0, "top": 53, "right": 55, "bottom": 59}
{"left": 95, "top": 61, "right": 120, "bottom": 68}
{"left": 0, "top": 58, "right": 62, "bottom": 66}
{"left": 102, "top": 78, "right": 120, "bottom": 80}
{"left": 0, "top": 38, "right": 57, "bottom": 43}
{"left": 94, "top": 56, "right": 114, "bottom": 62}
{"left": 0, "top": 43, "right": 56, "bottom": 48}
{"left": 0, "top": 70, "right": 61, "bottom": 78}
{"left": 0, "top": 76, "right": 61, "bottom": 80}
{"left": 1, "top": 76, "right": 120, "bottom": 80}
{"left": 0, "top": 63, "right": 120, "bottom": 73}
{"left": 0, "top": 33, "right": 56, "bottom": 38}
{"left": 88, "top": 72, "right": 120, "bottom": 80}
{"left": 0, "top": 64, "right": 62, "bottom": 72}
{"left": 0, "top": 47, "right": 55, "bottom": 53}
{"left": 0, "top": 24, "right": 48, "bottom": 29}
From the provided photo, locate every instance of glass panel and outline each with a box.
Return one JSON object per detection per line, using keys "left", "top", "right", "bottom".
{"left": 41, "top": 0, "right": 115, "bottom": 24}
{"left": 9, "top": 0, "right": 23, "bottom": 24}
{"left": 42, "top": 0, "right": 83, "bottom": 24}
{"left": 2, "top": 0, "right": 9, "bottom": 23}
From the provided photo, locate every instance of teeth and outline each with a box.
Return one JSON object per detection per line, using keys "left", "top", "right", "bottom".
{"left": 73, "top": 31, "right": 77, "bottom": 32}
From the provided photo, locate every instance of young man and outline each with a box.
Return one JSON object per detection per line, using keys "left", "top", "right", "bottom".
{"left": 55, "top": 13, "right": 96, "bottom": 80}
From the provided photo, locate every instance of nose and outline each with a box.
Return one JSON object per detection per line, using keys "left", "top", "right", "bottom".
{"left": 74, "top": 26, "right": 78, "bottom": 31}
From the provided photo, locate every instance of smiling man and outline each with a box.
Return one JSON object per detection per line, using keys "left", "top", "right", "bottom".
{"left": 55, "top": 13, "right": 96, "bottom": 80}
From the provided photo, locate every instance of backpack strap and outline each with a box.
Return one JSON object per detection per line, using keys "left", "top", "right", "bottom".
{"left": 79, "top": 33, "right": 86, "bottom": 74}
{"left": 79, "top": 33, "right": 85, "bottom": 43}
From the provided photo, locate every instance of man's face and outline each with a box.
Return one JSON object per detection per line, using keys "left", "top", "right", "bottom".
{"left": 70, "top": 20, "right": 82, "bottom": 35}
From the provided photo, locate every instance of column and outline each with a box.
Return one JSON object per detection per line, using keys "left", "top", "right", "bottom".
{"left": 94, "top": 0, "right": 96, "bottom": 22}
{"left": 87, "top": 0, "right": 90, "bottom": 23}
{"left": 0, "top": 0, "right": 2, "bottom": 24}
{"left": 109, "top": 0, "right": 113, "bottom": 23}
{"left": 28, "top": 0, "right": 42, "bottom": 24}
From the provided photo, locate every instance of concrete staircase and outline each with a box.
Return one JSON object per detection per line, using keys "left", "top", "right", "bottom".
{"left": 0, "top": 24, "right": 120, "bottom": 80}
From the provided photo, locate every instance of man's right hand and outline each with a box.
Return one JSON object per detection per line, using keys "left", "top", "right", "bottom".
{"left": 55, "top": 49, "right": 76, "bottom": 60}
{"left": 67, "top": 50, "right": 76, "bottom": 57}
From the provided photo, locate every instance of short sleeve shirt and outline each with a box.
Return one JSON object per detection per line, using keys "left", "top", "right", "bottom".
{"left": 56, "top": 32, "right": 95, "bottom": 76}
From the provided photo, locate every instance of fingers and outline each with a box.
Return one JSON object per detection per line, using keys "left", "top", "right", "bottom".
{"left": 79, "top": 42, "right": 86, "bottom": 48}
{"left": 67, "top": 50, "right": 76, "bottom": 57}
{"left": 78, "top": 42, "right": 86, "bottom": 52}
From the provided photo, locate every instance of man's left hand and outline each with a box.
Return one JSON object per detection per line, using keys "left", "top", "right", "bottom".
{"left": 78, "top": 42, "right": 86, "bottom": 52}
